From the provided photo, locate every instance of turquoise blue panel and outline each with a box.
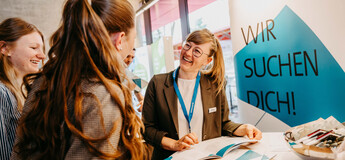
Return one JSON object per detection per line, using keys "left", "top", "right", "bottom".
{"left": 234, "top": 6, "right": 345, "bottom": 126}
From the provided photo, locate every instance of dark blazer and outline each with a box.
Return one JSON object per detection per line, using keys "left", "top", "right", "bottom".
{"left": 142, "top": 71, "right": 242, "bottom": 160}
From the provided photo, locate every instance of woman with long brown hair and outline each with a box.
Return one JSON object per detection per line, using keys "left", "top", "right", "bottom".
{"left": 0, "top": 17, "right": 45, "bottom": 160}
{"left": 11, "top": 0, "right": 145, "bottom": 159}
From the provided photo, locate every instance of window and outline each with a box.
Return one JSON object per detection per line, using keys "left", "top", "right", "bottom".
{"left": 187, "top": 0, "right": 239, "bottom": 119}
{"left": 135, "top": 0, "right": 239, "bottom": 120}
{"left": 135, "top": 13, "right": 146, "bottom": 47}
{"left": 150, "top": 0, "right": 183, "bottom": 73}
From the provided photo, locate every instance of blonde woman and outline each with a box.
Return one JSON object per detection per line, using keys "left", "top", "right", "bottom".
{"left": 142, "top": 29, "right": 262, "bottom": 159}
{"left": 0, "top": 17, "right": 45, "bottom": 160}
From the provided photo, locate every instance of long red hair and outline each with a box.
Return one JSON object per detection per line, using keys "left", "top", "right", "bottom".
{"left": 14, "top": 0, "right": 146, "bottom": 159}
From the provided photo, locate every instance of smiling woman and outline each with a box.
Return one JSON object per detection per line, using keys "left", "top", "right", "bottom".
{"left": 142, "top": 29, "right": 263, "bottom": 160}
{"left": 6, "top": 32, "right": 45, "bottom": 78}
{"left": 11, "top": 0, "right": 147, "bottom": 159}
{"left": 0, "top": 17, "right": 45, "bottom": 160}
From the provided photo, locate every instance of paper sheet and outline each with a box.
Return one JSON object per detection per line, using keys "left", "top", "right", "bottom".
{"left": 171, "top": 136, "right": 276, "bottom": 160}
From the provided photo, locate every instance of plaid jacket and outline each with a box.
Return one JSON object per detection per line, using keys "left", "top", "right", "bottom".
{"left": 11, "top": 77, "right": 123, "bottom": 159}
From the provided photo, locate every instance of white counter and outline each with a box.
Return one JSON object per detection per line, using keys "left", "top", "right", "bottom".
{"left": 170, "top": 132, "right": 309, "bottom": 160}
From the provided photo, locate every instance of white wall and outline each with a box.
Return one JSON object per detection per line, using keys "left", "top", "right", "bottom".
{"left": 0, "top": 0, "right": 141, "bottom": 51}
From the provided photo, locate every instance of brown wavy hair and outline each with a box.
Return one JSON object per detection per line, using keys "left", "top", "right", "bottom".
{"left": 14, "top": 0, "right": 146, "bottom": 159}
{"left": 0, "top": 17, "right": 44, "bottom": 111}
{"left": 186, "top": 29, "right": 225, "bottom": 94}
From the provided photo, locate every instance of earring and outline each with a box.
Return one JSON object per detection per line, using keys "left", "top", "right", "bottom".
{"left": 201, "top": 65, "right": 206, "bottom": 70}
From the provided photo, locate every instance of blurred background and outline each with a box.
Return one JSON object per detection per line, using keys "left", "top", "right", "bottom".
{"left": 0, "top": 0, "right": 239, "bottom": 122}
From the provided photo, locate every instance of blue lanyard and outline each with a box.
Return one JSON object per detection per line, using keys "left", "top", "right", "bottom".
{"left": 172, "top": 67, "right": 201, "bottom": 133}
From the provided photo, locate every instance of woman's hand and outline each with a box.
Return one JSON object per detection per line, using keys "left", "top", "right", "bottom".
{"left": 161, "top": 133, "right": 199, "bottom": 151}
{"left": 233, "top": 124, "right": 262, "bottom": 140}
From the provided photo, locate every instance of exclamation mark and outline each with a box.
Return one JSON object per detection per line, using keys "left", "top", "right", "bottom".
{"left": 291, "top": 92, "right": 296, "bottom": 115}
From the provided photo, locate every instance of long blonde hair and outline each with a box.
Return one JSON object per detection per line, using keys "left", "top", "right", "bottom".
{"left": 15, "top": 0, "right": 146, "bottom": 159}
{"left": 0, "top": 18, "right": 44, "bottom": 111}
{"left": 186, "top": 29, "right": 225, "bottom": 94}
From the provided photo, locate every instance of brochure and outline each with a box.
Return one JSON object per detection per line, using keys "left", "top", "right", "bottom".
{"left": 167, "top": 136, "right": 266, "bottom": 160}
{"left": 200, "top": 140, "right": 258, "bottom": 159}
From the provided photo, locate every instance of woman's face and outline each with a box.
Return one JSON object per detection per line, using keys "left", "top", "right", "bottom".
{"left": 8, "top": 31, "right": 45, "bottom": 77}
{"left": 124, "top": 48, "right": 135, "bottom": 67}
{"left": 118, "top": 27, "right": 136, "bottom": 61}
{"left": 179, "top": 41, "right": 212, "bottom": 73}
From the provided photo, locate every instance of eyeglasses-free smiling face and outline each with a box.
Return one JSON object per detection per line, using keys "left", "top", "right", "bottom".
{"left": 179, "top": 41, "right": 212, "bottom": 74}
{"left": 8, "top": 31, "right": 45, "bottom": 77}
{"left": 124, "top": 48, "right": 135, "bottom": 67}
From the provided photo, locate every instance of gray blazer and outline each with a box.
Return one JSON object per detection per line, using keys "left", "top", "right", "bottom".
{"left": 11, "top": 77, "right": 123, "bottom": 159}
{"left": 142, "top": 71, "right": 241, "bottom": 160}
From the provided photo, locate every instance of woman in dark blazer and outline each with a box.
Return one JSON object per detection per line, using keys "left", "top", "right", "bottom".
{"left": 142, "top": 29, "right": 262, "bottom": 160}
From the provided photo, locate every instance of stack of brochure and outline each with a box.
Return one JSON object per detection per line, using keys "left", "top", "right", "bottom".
{"left": 168, "top": 136, "right": 276, "bottom": 160}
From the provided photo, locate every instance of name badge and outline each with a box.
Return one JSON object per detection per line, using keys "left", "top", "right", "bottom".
{"left": 208, "top": 107, "right": 217, "bottom": 113}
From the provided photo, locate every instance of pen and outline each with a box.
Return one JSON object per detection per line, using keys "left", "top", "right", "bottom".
{"left": 305, "top": 130, "right": 333, "bottom": 146}
{"left": 296, "top": 129, "right": 323, "bottom": 143}
{"left": 301, "top": 131, "right": 325, "bottom": 144}
{"left": 317, "top": 130, "right": 333, "bottom": 140}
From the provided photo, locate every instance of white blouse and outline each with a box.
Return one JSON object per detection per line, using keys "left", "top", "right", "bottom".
{"left": 177, "top": 78, "right": 204, "bottom": 142}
